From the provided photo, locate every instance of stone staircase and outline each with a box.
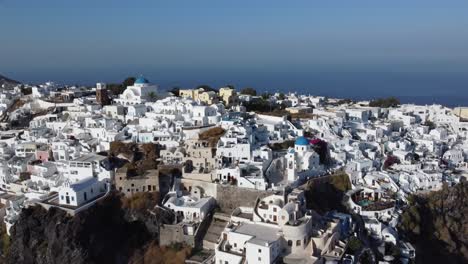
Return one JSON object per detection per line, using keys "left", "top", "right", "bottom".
{"left": 203, "top": 213, "right": 228, "bottom": 250}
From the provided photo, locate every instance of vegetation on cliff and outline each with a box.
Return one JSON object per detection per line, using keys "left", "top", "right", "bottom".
{"left": 199, "top": 127, "right": 225, "bottom": 147}
{"left": 109, "top": 142, "right": 160, "bottom": 176}
{"left": 398, "top": 181, "right": 468, "bottom": 264}
{"left": 304, "top": 170, "right": 352, "bottom": 213}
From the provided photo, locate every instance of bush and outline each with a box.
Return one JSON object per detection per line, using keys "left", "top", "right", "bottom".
{"left": 424, "top": 120, "right": 436, "bottom": 130}
{"left": 383, "top": 155, "right": 400, "bottom": 170}
{"left": 369, "top": 97, "right": 400, "bottom": 108}
{"left": 347, "top": 236, "right": 362, "bottom": 253}
{"left": 329, "top": 170, "right": 352, "bottom": 192}
{"left": 240, "top": 87, "right": 257, "bottom": 96}
{"left": 121, "top": 192, "right": 159, "bottom": 214}
{"left": 135, "top": 241, "right": 191, "bottom": 264}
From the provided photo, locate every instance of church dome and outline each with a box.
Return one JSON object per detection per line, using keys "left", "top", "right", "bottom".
{"left": 134, "top": 76, "right": 149, "bottom": 84}
{"left": 295, "top": 136, "right": 310, "bottom": 146}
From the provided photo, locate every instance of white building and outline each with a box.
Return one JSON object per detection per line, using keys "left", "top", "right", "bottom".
{"left": 114, "top": 76, "right": 158, "bottom": 105}
{"left": 215, "top": 189, "right": 346, "bottom": 264}
{"left": 286, "top": 137, "right": 322, "bottom": 182}
{"left": 58, "top": 177, "right": 107, "bottom": 207}
{"left": 163, "top": 186, "right": 215, "bottom": 223}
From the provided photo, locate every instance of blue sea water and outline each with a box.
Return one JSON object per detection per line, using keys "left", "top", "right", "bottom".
{"left": 9, "top": 69, "right": 468, "bottom": 107}
{"left": 157, "top": 70, "right": 468, "bottom": 107}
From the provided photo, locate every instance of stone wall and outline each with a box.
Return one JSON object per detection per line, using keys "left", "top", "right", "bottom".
{"left": 215, "top": 184, "right": 274, "bottom": 214}
{"left": 180, "top": 178, "right": 274, "bottom": 213}
{"left": 159, "top": 213, "right": 212, "bottom": 250}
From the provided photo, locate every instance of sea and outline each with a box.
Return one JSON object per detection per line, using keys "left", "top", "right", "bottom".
{"left": 11, "top": 69, "right": 468, "bottom": 108}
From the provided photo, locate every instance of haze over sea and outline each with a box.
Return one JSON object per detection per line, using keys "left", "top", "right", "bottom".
{"left": 7, "top": 68, "right": 467, "bottom": 108}
{"left": 1, "top": 1, "right": 468, "bottom": 107}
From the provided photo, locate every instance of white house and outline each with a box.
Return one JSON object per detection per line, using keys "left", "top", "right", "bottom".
{"left": 163, "top": 187, "right": 215, "bottom": 223}
{"left": 58, "top": 177, "right": 107, "bottom": 207}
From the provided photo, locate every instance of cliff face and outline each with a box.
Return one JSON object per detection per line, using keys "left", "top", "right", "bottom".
{"left": 0, "top": 74, "right": 20, "bottom": 88}
{"left": 398, "top": 181, "right": 468, "bottom": 264}
{"left": 6, "top": 192, "right": 154, "bottom": 264}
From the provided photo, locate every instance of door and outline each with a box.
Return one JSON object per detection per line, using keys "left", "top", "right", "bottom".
{"left": 66, "top": 196, "right": 70, "bottom": 204}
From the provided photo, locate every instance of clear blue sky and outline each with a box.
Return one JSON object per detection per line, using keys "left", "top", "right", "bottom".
{"left": 1, "top": 0, "right": 468, "bottom": 94}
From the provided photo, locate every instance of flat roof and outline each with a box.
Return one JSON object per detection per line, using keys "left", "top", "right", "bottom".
{"left": 235, "top": 222, "right": 279, "bottom": 243}
{"left": 72, "top": 153, "right": 107, "bottom": 162}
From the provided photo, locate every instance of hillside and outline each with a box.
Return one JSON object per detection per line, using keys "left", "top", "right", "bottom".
{"left": 4, "top": 192, "right": 190, "bottom": 264}
{"left": 0, "top": 74, "right": 20, "bottom": 89}
{"left": 398, "top": 181, "right": 468, "bottom": 264}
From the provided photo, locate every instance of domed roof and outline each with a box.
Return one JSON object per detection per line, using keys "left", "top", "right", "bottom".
{"left": 134, "top": 76, "right": 149, "bottom": 84}
{"left": 295, "top": 136, "right": 310, "bottom": 146}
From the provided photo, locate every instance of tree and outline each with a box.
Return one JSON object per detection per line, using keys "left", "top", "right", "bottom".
{"left": 347, "top": 236, "right": 362, "bottom": 254}
{"left": 337, "top": 98, "right": 354, "bottom": 105}
{"left": 107, "top": 76, "right": 136, "bottom": 96}
{"left": 278, "top": 93, "right": 285, "bottom": 100}
{"left": 240, "top": 87, "right": 257, "bottom": 96}
{"left": 424, "top": 120, "right": 436, "bottom": 130}
{"left": 168, "top": 86, "right": 180, "bottom": 97}
{"left": 123, "top": 77, "right": 136, "bottom": 88}
{"left": 147, "top": 91, "right": 157, "bottom": 102}
{"left": 261, "top": 92, "right": 272, "bottom": 100}
{"left": 369, "top": 97, "right": 400, "bottom": 108}
{"left": 20, "top": 85, "right": 32, "bottom": 95}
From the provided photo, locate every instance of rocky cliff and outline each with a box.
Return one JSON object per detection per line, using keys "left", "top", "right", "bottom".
{"left": 5, "top": 192, "right": 184, "bottom": 264}
{"left": 398, "top": 181, "right": 468, "bottom": 264}
{"left": 0, "top": 74, "right": 20, "bottom": 89}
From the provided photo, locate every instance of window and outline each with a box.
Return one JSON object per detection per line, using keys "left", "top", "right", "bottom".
{"left": 273, "top": 207, "right": 277, "bottom": 212}
{"left": 296, "top": 240, "right": 301, "bottom": 246}
{"left": 258, "top": 249, "right": 262, "bottom": 253}
{"left": 288, "top": 240, "right": 292, "bottom": 246}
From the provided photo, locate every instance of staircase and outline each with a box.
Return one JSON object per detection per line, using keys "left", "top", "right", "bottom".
{"left": 203, "top": 214, "right": 228, "bottom": 250}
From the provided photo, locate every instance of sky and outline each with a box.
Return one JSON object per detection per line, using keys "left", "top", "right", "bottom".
{"left": 1, "top": 0, "right": 468, "bottom": 103}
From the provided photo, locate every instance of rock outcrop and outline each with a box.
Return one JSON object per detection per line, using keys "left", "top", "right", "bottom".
{"left": 398, "top": 181, "right": 468, "bottom": 264}
{"left": 6, "top": 192, "right": 157, "bottom": 264}
{"left": 0, "top": 74, "right": 20, "bottom": 89}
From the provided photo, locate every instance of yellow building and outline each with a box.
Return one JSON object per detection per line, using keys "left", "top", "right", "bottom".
{"left": 219, "top": 87, "right": 238, "bottom": 106}
{"left": 453, "top": 107, "right": 468, "bottom": 120}
{"left": 179, "top": 88, "right": 205, "bottom": 100}
{"left": 198, "top": 91, "right": 219, "bottom": 105}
